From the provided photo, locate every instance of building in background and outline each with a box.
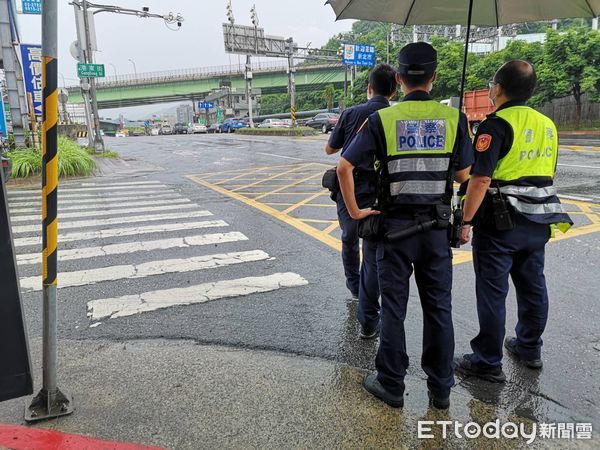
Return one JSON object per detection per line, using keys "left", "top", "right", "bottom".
{"left": 176, "top": 104, "right": 194, "bottom": 125}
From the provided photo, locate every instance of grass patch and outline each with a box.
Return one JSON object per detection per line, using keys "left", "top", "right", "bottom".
{"left": 558, "top": 121, "right": 600, "bottom": 132}
{"left": 86, "top": 148, "right": 120, "bottom": 159}
{"left": 7, "top": 136, "right": 96, "bottom": 178}
{"left": 236, "top": 127, "right": 319, "bottom": 137}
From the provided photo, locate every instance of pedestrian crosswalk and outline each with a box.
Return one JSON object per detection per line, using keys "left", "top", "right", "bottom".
{"left": 7, "top": 179, "right": 308, "bottom": 324}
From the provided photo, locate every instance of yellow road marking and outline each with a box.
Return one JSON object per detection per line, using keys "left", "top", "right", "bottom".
{"left": 187, "top": 175, "right": 342, "bottom": 252}
{"left": 561, "top": 146, "right": 600, "bottom": 154}
{"left": 283, "top": 190, "right": 330, "bottom": 214}
{"left": 323, "top": 222, "right": 340, "bottom": 234}
{"left": 232, "top": 164, "right": 312, "bottom": 192}
{"left": 300, "top": 218, "right": 338, "bottom": 224}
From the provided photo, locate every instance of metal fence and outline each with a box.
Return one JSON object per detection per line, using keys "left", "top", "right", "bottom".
{"left": 537, "top": 93, "right": 600, "bottom": 127}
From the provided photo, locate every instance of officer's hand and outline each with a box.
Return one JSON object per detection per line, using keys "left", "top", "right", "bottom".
{"left": 460, "top": 225, "right": 472, "bottom": 245}
{"left": 351, "top": 208, "right": 381, "bottom": 221}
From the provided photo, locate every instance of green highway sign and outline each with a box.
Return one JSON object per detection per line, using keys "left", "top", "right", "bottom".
{"left": 77, "top": 63, "right": 105, "bottom": 78}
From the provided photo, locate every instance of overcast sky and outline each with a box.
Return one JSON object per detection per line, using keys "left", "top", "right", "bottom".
{"left": 18, "top": 0, "right": 353, "bottom": 88}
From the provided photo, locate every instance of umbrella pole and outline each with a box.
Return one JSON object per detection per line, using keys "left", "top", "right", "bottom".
{"left": 458, "top": 0, "right": 474, "bottom": 112}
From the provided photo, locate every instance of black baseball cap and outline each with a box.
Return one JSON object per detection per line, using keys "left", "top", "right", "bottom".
{"left": 397, "top": 42, "right": 437, "bottom": 76}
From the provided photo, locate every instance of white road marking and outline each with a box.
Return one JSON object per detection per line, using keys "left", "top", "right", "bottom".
{"left": 557, "top": 163, "right": 600, "bottom": 170}
{"left": 7, "top": 193, "right": 184, "bottom": 208}
{"left": 16, "top": 232, "right": 248, "bottom": 266}
{"left": 79, "top": 181, "right": 161, "bottom": 187}
{"left": 13, "top": 220, "right": 229, "bottom": 247}
{"left": 255, "top": 152, "right": 305, "bottom": 161}
{"left": 9, "top": 198, "right": 192, "bottom": 214}
{"left": 6, "top": 189, "right": 172, "bottom": 200}
{"left": 10, "top": 203, "right": 200, "bottom": 222}
{"left": 20, "top": 250, "right": 271, "bottom": 292}
{"left": 559, "top": 194, "right": 594, "bottom": 202}
{"left": 8, "top": 184, "right": 167, "bottom": 195}
{"left": 88, "top": 272, "right": 309, "bottom": 320}
{"left": 13, "top": 210, "right": 213, "bottom": 234}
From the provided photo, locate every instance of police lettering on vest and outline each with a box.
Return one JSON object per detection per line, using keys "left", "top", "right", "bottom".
{"left": 378, "top": 100, "right": 459, "bottom": 205}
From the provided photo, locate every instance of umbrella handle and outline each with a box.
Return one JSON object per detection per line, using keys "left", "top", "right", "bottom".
{"left": 458, "top": 0, "right": 474, "bottom": 113}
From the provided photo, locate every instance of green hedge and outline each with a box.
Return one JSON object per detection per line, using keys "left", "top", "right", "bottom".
{"left": 236, "top": 127, "right": 319, "bottom": 137}
{"left": 7, "top": 136, "right": 96, "bottom": 178}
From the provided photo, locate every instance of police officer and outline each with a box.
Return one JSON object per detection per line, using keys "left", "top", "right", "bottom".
{"left": 326, "top": 63, "right": 397, "bottom": 339}
{"left": 456, "top": 60, "right": 573, "bottom": 382}
{"left": 337, "top": 42, "right": 473, "bottom": 409}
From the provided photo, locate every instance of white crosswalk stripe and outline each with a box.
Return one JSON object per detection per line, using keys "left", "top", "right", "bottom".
{"left": 7, "top": 178, "right": 308, "bottom": 322}
{"left": 11, "top": 203, "right": 200, "bottom": 222}
{"left": 8, "top": 193, "right": 186, "bottom": 209}
{"left": 88, "top": 273, "right": 309, "bottom": 320}
{"left": 13, "top": 210, "right": 213, "bottom": 234}
{"left": 13, "top": 220, "right": 229, "bottom": 247}
{"left": 20, "top": 250, "right": 271, "bottom": 292}
{"left": 16, "top": 232, "right": 249, "bottom": 266}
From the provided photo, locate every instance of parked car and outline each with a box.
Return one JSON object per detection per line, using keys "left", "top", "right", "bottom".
{"left": 160, "top": 125, "right": 172, "bottom": 135}
{"left": 281, "top": 119, "right": 293, "bottom": 128}
{"left": 207, "top": 124, "right": 220, "bottom": 134}
{"left": 258, "top": 119, "right": 285, "bottom": 129}
{"left": 306, "top": 113, "right": 339, "bottom": 134}
{"left": 173, "top": 123, "right": 189, "bottom": 134}
{"left": 150, "top": 127, "right": 160, "bottom": 136}
{"left": 192, "top": 124, "right": 208, "bottom": 134}
{"left": 219, "top": 119, "right": 247, "bottom": 133}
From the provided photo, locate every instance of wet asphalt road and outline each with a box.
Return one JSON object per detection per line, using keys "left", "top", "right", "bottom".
{"left": 8, "top": 132, "right": 600, "bottom": 431}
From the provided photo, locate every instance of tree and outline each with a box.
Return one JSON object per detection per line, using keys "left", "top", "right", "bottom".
{"left": 534, "top": 28, "right": 600, "bottom": 127}
{"left": 323, "top": 84, "right": 336, "bottom": 111}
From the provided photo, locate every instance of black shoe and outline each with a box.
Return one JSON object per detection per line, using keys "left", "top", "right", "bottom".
{"left": 362, "top": 374, "right": 404, "bottom": 408}
{"left": 454, "top": 354, "right": 506, "bottom": 383}
{"left": 504, "top": 337, "right": 543, "bottom": 369}
{"left": 359, "top": 323, "right": 379, "bottom": 340}
{"left": 427, "top": 390, "right": 450, "bottom": 410}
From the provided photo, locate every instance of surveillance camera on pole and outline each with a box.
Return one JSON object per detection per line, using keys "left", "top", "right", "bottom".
{"left": 226, "top": 0, "right": 234, "bottom": 25}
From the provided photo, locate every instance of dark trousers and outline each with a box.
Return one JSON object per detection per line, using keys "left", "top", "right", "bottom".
{"left": 470, "top": 216, "right": 550, "bottom": 368}
{"left": 375, "top": 217, "right": 454, "bottom": 398}
{"left": 335, "top": 194, "right": 380, "bottom": 328}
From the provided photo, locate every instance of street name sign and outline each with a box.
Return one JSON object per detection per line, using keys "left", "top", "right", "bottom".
{"left": 343, "top": 43, "right": 376, "bottom": 67}
{"left": 77, "top": 63, "right": 106, "bottom": 78}
{"left": 198, "top": 102, "right": 215, "bottom": 109}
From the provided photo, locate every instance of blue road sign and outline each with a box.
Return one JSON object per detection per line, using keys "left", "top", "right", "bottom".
{"left": 198, "top": 102, "right": 215, "bottom": 109}
{"left": 19, "top": 44, "right": 43, "bottom": 118}
{"left": 19, "top": 0, "right": 42, "bottom": 15}
{"left": 343, "top": 43, "right": 376, "bottom": 67}
{"left": 0, "top": 100, "right": 7, "bottom": 141}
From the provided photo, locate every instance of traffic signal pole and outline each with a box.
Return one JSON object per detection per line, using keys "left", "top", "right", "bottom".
{"left": 25, "top": 0, "right": 74, "bottom": 422}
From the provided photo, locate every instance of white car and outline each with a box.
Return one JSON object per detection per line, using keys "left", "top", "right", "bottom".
{"left": 258, "top": 119, "right": 285, "bottom": 129}
{"left": 150, "top": 128, "right": 160, "bottom": 136}
{"left": 192, "top": 124, "right": 208, "bottom": 134}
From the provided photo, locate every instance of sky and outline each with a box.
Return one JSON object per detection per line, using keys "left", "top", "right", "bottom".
{"left": 16, "top": 1, "right": 354, "bottom": 117}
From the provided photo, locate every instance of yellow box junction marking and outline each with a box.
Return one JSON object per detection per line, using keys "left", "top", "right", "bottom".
{"left": 189, "top": 163, "right": 600, "bottom": 267}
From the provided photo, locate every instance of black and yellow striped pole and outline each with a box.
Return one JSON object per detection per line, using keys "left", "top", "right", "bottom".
{"left": 26, "top": 0, "right": 74, "bottom": 422}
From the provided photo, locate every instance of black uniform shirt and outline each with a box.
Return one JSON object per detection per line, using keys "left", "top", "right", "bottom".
{"left": 471, "top": 100, "right": 527, "bottom": 177}
{"left": 328, "top": 96, "right": 390, "bottom": 197}
{"left": 343, "top": 91, "right": 474, "bottom": 211}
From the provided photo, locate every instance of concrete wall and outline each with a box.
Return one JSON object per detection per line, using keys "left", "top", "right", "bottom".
{"left": 537, "top": 93, "right": 600, "bottom": 127}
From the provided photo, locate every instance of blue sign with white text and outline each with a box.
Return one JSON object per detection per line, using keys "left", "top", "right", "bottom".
{"left": 0, "top": 100, "right": 7, "bottom": 141}
{"left": 198, "top": 102, "right": 215, "bottom": 109}
{"left": 21, "top": 0, "right": 42, "bottom": 15}
{"left": 343, "top": 43, "right": 376, "bottom": 67}
{"left": 20, "top": 44, "right": 43, "bottom": 118}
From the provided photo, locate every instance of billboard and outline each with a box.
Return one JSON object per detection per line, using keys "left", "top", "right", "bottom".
{"left": 20, "top": 44, "right": 43, "bottom": 119}
{"left": 16, "top": 0, "right": 42, "bottom": 15}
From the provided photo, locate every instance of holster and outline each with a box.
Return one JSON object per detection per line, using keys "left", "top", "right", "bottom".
{"left": 488, "top": 187, "right": 515, "bottom": 231}
{"left": 358, "top": 214, "right": 384, "bottom": 242}
{"left": 322, "top": 167, "right": 339, "bottom": 192}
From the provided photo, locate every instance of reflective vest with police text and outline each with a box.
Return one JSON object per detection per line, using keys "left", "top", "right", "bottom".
{"left": 492, "top": 106, "right": 572, "bottom": 232}
{"left": 378, "top": 100, "right": 459, "bottom": 205}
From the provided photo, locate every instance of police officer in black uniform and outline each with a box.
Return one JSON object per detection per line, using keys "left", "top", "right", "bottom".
{"left": 337, "top": 43, "right": 474, "bottom": 409}
{"left": 326, "top": 64, "right": 397, "bottom": 339}
{"left": 456, "top": 60, "right": 572, "bottom": 382}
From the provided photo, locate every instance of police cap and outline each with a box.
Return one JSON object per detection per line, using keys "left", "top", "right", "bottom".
{"left": 397, "top": 42, "right": 437, "bottom": 76}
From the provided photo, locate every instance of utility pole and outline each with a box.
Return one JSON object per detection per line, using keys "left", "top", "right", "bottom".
{"left": 287, "top": 38, "right": 297, "bottom": 127}
{"left": 25, "top": 0, "right": 74, "bottom": 422}
{"left": 0, "top": 0, "right": 30, "bottom": 146}
{"left": 81, "top": 0, "right": 105, "bottom": 152}
{"left": 245, "top": 56, "right": 254, "bottom": 127}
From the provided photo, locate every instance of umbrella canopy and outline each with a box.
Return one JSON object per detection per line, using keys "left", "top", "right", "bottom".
{"left": 327, "top": 0, "right": 600, "bottom": 26}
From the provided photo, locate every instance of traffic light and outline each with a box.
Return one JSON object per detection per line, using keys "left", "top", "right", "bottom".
{"left": 251, "top": 4, "right": 259, "bottom": 27}
{"left": 226, "top": 0, "right": 235, "bottom": 25}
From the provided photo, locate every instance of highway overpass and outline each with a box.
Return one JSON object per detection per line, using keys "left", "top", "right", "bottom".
{"left": 66, "top": 61, "right": 347, "bottom": 110}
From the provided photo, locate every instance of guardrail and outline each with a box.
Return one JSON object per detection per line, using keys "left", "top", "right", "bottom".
{"left": 67, "top": 61, "right": 344, "bottom": 90}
